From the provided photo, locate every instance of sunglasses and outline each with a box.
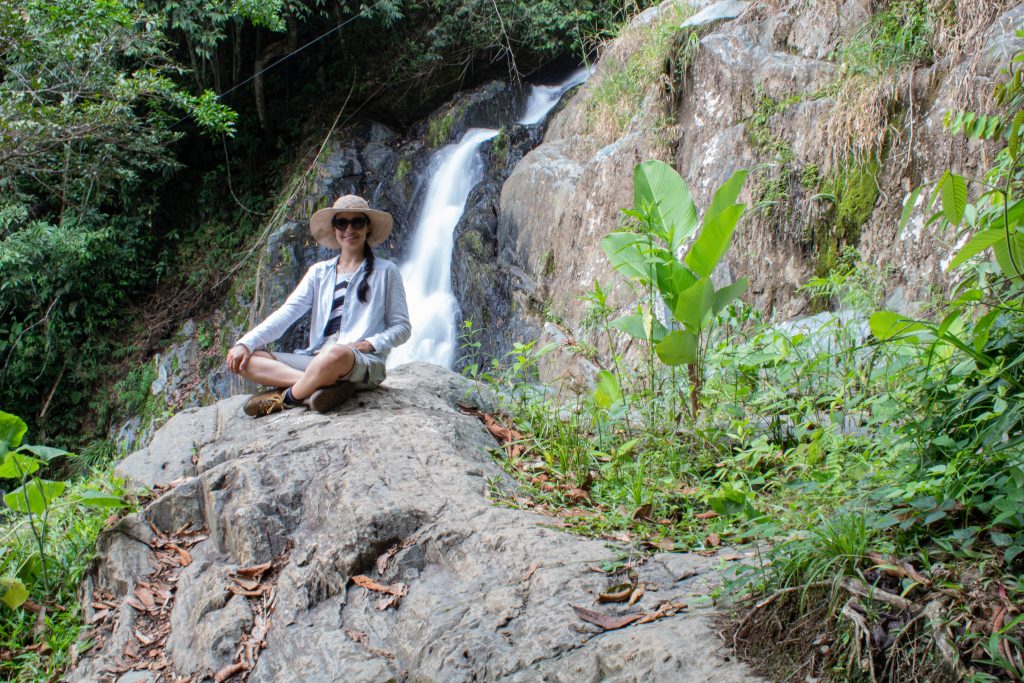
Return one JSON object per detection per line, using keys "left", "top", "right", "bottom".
{"left": 332, "top": 216, "right": 369, "bottom": 231}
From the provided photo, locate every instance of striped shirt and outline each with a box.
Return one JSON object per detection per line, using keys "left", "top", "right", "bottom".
{"left": 323, "top": 272, "right": 355, "bottom": 337}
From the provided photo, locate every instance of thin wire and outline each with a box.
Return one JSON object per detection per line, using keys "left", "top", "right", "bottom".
{"left": 171, "top": 0, "right": 391, "bottom": 130}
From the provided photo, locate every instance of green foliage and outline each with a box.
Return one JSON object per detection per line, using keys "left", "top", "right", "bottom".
{"left": 838, "top": 0, "right": 934, "bottom": 75}
{"left": 602, "top": 160, "right": 748, "bottom": 416}
{"left": 0, "top": 411, "right": 129, "bottom": 680}
{"left": 585, "top": 2, "right": 690, "bottom": 138}
{"left": 0, "top": 411, "right": 128, "bottom": 596}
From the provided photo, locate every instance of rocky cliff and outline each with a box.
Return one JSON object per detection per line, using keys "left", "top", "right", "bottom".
{"left": 73, "top": 364, "right": 760, "bottom": 682}
{"left": 499, "top": 0, "right": 1022, "bottom": 357}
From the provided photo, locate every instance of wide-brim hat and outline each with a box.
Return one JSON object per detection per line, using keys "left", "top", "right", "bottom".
{"left": 310, "top": 195, "right": 394, "bottom": 249}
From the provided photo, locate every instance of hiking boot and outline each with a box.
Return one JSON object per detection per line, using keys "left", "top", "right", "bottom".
{"left": 307, "top": 382, "right": 358, "bottom": 414}
{"left": 243, "top": 389, "right": 287, "bottom": 417}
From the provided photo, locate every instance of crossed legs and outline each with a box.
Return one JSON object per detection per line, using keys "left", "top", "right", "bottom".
{"left": 236, "top": 346, "right": 356, "bottom": 400}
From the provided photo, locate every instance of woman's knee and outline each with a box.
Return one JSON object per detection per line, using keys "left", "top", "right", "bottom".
{"left": 319, "top": 344, "right": 354, "bottom": 365}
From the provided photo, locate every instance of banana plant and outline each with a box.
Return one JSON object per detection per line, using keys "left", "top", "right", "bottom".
{"left": 601, "top": 160, "right": 749, "bottom": 417}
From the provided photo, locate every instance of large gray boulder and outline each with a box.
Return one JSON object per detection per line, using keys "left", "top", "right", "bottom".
{"left": 73, "top": 363, "right": 759, "bottom": 682}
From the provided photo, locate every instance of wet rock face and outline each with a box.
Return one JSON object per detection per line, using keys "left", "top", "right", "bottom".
{"left": 73, "top": 363, "right": 760, "bottom": 682}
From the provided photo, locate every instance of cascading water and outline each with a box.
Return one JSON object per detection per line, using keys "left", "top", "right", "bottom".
{"left": 518, "top": 65, "right": 593, "bottom": 125}
{"left": 388, "top": 128, "right": 499, "bottom": 369}
{"left": 390, "top": 67, "right": 593, "bottom": 369}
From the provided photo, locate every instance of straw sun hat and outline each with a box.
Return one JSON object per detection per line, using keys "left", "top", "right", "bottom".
{"left": 310, "top": 195, "right": 394, "bottom": 249}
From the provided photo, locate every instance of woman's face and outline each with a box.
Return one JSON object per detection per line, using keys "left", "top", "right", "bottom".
{"left": 332, "top": 212, "right": 370, "bottom": 251}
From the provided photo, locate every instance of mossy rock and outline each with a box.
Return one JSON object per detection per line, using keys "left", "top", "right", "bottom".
{"left": 806, "top": 158, "right": 880, "bottom": 278}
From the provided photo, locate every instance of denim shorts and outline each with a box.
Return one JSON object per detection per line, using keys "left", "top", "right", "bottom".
{"left": 267, "top": 338, "right": 386, "bottom": 390}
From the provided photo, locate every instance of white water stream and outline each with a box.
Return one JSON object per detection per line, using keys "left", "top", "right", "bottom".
{"left": 388, "top": 128, "right": 499, "bottom": 368}
{"left": 390, "top": 67, "right": 592, "bottom": 369}
{"left": 518, "top": 65, "right": 593, "bottom": 125}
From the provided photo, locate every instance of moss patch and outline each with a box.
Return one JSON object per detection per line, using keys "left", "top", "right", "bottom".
{"left": 394, "top": 157, "right": 412, "bottom": 182}
{"left": 806, "top": 158, "right": 880, "bottom": 278}
{"left": 426, "top": 104, "right": 465, "bottom": 148}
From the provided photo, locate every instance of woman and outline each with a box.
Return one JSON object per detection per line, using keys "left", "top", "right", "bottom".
{"left": 226, "top": 195, "right": 411, "bottom": 416}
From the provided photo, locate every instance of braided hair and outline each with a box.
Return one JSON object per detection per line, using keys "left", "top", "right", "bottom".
{"left": 357, "top": 241, "right": 375, "bottom": 303}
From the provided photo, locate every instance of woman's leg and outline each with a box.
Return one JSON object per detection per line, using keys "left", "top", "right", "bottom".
{"left": 236, "top": 351, "right": 305, "bottom": 388}
{"left": 290, "top": 344, "right": 356, "bottom": 399}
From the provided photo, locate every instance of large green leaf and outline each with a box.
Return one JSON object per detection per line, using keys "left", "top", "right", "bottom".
{"left": 713, "top": 277, "right": 749, "bottom": 316}
{"left": 673, "top": 278, "right": 714, "bottom": 332}
{"left": 600, "top": 232, "right": 650, "bottom": 282}
{"left": 993, "top": 231, "right": 1024, "bottom": 276}
{"left": 20, "top": 445, "right": 72, "bottom": 463}
{"left": 75, "top": 490, "right": 128, "bottom": 509}
{"left": 4, "top": 478, "right": 65, "bottom": 515}
{"left": 0, "top": 412, "right": 27, "bottom": 455}
{"left": 610, "top": 314, "right": 667, "bottom": 342}
{"left": 704, "top": 169, "right": 748, "bottom": 227}
{"left": 594, "top": 370, "right": 622, "bottom": 410}
{"left": 633, "top": 160, "right": 698, "bottom": 251}
{"left": 947, "top": 228, "right": 1008, "bottom": 271}
{"left": 655, "top": 330, "right": 699, "bottom": 365}
{"left": 869, "top": 311, "right": 930, "bottom": 341}
{"left": 685, "top": 204, "right": 744, "bottom": 278}
{"left": 655, "top": 260, "right": 698, "bottom": 311}
{"left": 0, "top": 452, "right": 43, "bottom": 480}
{"left": 940, "top": 172, "right": 968, "bottom": 226}
{"left": 0, "top": 577, "right": 28, "bottom": 610}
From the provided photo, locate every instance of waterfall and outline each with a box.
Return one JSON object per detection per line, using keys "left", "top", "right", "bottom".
{"left": 388, "top": 128, "right": 499, "bottom": 369}
{"left": 390, "top": 67, "right": 593, "bottom": 370}
{"left": 518, "top": 65, "right": 593, "bottom": 125}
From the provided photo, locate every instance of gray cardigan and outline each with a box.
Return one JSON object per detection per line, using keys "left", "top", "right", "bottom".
{"left": 236, "top": 256, "right": 411, "bottom": 360}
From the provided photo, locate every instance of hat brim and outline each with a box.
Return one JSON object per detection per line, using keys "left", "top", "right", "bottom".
{"left": 310, "top": 207, "right": 394, "bottom": 249}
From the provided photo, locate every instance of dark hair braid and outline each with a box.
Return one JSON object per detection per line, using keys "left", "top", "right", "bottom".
{"left": 357, "top": 242, "right": 374, "bottom": 303}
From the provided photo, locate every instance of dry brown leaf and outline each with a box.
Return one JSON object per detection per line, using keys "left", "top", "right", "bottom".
{"left": 694, "top": 510, "right": 719, "bottom": 520}
{"left": 571, "top": 605, "right": 643, "bottom": 631}
{"left": 351, "top": 575, "right": 408, "bottom": 597}
{"left": 705, "top": 533, "right": 721, "bottom": 548}
{"left": 635, "top": 601, "right": 687, "bottom": 624}
{"left": 134, "top": 629, "right": 154, "bottom": 646}
{"left": 230, "top": 575, "right": 262, "bottom": 592}
{"left": 628, "top": 584, "right": 646, "bottom": 606}
{"left": 645, "top": 538, "right": 676, "bottom": 552}
{"left": 632, "top": 503, "right": 653, "bottom": 521}
{"left": 522, "top": 561, "right": 542, "bottom": 582}
{"left": 214, "top": 661, "right": 247, "bottom": 682}
{"left": 133, "top": 586, "right": 156, "bottom": 609}
{"left": 167, "top": 543, "right": 193, "bottom": 567}
{"left": 90, "top": 609, "right": 110, "bottom": 624}
{"left": 126, "top": 596, "right": 148, "bottom": 612}
{"left": 597, "top": 583, "right": 634, "bottom": 603}
{"left": 234, "top": 561, "right": 272, "bottom": 577}
{"left": 565, "top": 487, "right": 589, "bottom": 503}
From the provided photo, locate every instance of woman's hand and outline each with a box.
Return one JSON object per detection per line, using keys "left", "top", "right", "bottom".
{"left": 351, "top": 339, "right": 376, "bottom": 354}
{"left": 226, "top": 344, "right": 252, "bottom": 374}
